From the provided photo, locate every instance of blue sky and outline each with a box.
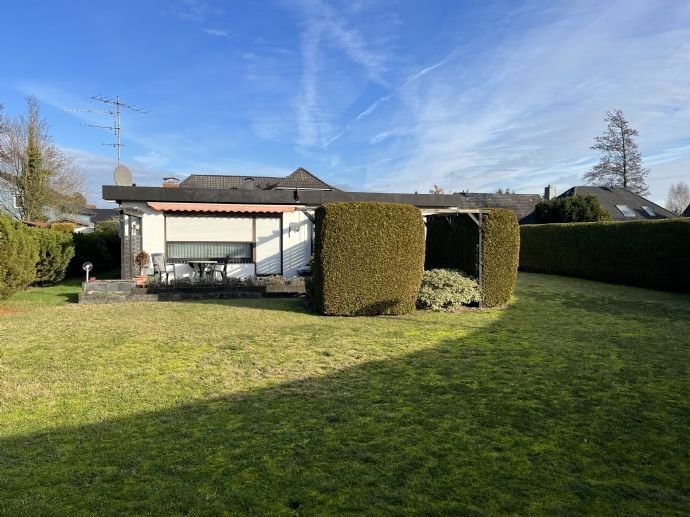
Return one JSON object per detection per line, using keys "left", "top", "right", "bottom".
{"left": 2, "top": 0, "right": 689, "bottom": 206}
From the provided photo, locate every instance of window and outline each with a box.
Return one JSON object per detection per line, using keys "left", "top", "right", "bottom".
{"left": 616, "top": 204, "right": 637, "bottom": 217}
{"left": 641, "top": 206, "right": 656, "bottom": 217}
{"left": 12, "top": 194, "right": 19, "bottom": 209}
{"left": 167, "top": 242, "right": 252, "bottom": 263}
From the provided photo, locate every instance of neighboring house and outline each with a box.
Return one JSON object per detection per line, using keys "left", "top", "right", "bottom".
{"left": 683, "top": 204, "right": 690, "bottom": 217}
{"left": 102, "top": 167, "right": 542, "bottom": 279}
{"left": 0, "top": 173, "right": 21, "bottom": 219}
{"left": 554, "top": 186, "right": 677, "bottom": 221}
{"left": 1, "top": 172, "right": 96, "bottom": 230}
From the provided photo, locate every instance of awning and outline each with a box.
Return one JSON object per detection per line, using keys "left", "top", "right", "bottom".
{"left": 147, "top": 202, "right": 296, "bottom": 213}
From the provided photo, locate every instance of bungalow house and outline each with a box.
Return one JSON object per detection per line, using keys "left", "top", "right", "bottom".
{"left": 546, "top": 185, "right": 677, "bottom": 221}
{"left": 102, "top": 167, "right": 541, "bottom": 280}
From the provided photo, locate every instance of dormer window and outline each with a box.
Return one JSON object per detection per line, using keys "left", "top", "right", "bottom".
{"left": 243, "top": 178, "right": 255, "bottom": 190}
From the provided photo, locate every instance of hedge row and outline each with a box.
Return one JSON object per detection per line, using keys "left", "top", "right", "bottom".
{"left": 312, "top": 202, "right": 425, "bottom": 316}
{"left": 0, "top": 215, "right": 76, "bottom": 298}
{"left": 425, "top": 208, "right": 520, "bottom": 307}
{"left": 0, "top": 216, "right": 39, "bottom": 299}
{"left": 34, "top": 227, "right": 75, "bottom": 285}
{"left": 520, "top": 219, "right": 690, "bottom": 292}
{"left": 67, "top": 224, "right": 121, "bottom": 278}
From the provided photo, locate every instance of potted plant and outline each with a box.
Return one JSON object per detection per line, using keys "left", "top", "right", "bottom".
{"left": 133, "top": 250, "right": 151, "bottom": 287}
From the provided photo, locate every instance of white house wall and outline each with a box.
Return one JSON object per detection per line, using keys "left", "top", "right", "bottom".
{"left": 282, "top": 210, "right": 312, "bottom": 277}
{"left": 255, "top": 217, "right": 281, "bottom": 275}
{"left": 121, "top": 202, "right": 166, "bottom": 257}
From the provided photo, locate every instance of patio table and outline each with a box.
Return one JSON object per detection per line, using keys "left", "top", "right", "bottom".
{"left": 187, "top": 260, "right": 218, "bottom": 280}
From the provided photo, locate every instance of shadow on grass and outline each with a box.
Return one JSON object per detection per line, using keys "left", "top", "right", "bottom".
{"left": 2, "top": 282, "right": 689, "bottom": 516}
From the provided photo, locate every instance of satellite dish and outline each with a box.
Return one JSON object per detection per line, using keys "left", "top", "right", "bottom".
{"left": 114, "top": 165, "right": 133, "bottom": 186}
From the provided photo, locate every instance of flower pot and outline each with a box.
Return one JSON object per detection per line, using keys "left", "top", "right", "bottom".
{"left": 134, "top": 275, "right": 148, "bottom": 287}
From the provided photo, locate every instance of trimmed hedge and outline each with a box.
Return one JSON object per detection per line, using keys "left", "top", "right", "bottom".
{"left": 0, "top": 215, "right": 39, "bottom": 299}
{"left": 67, "top": 224, "right": 121, "bottom": 277}
{"left": 425, "top": 208, "right": 520, "bottom": 307}
{"left": 51, "top": 222, "right": 75, "bottom": 233}
{"left": 313, "top": 202, "right": 425, "bottom": 316}
{"left": 34, "top": 228, "right": 75, "bottom": 285}
{"left": 520, "top": 219, "right": 690, "bottom": 292}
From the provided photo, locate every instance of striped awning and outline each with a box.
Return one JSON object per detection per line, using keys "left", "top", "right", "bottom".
{"left": 147, "top": 202, "right": 296, "bottom": 213}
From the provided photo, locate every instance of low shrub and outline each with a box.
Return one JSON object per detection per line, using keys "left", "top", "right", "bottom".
{"left": 424, "top": 209, "right": 520, "bottom": 307}
{"left": 520, "top": 219, "right": 690, "bottom": 292}
{"left": 313, "top": 202, "right": 425, "bottom": 316}
{"left": 0, "top": 215, "right": 39, "bottom": 299}
{"left": 417, "top": 269, "right": 480, "bottom": 311}
{"left": 33, "top": 228, "right": 75, "bottom": 285}
{"left": 534, "top": 195, "right": 611, "bottom": 223}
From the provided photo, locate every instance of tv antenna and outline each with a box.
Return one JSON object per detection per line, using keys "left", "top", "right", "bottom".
{"left": 66, "top": 95, "right": 148, "bottom": 166}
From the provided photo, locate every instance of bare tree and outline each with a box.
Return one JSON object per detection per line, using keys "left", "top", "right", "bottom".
{"left": 666, "top": 181, "right": 690, "bottom": 215}
{"left": 0, "top": 96, "right": 83, "bottom": 221}
{"left": 429, "top": 184, "right": 445, "bottom": 195}
{"left": 583, "top": 109, "right": 650, "bottom": 195}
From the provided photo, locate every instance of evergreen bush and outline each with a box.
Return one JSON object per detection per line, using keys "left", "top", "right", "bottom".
{"left": 313, "top": 202, "right": 425, "bottom": 316}
{"left": 0, "top": 215, "right": 39, "bottom": 299}
{"left": 33, "top": 228, "right": 74, "bottom": 285}
{"left": 534, "top": 195, "right": 611, "bottom": 223}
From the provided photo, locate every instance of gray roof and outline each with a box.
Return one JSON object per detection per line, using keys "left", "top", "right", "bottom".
{"left": 181, "top": 174, "right": 283, "bottom": 190}
{"left": 180, "top": 167, "right": 337, "bottom": 191}
{"left": 103, "top": 184, "right": 541, "bottom": 223}
{"left": 558, "top": 186, "right": 677, "bottom": 221}
{"left": 683, "top": 204, "right": 690, "bottom": 217}
{"left": 91, "top": 208, "right": 119, "bottom": 223}
{"left": 275, "top": 168, "right": 336, "bottom": 190}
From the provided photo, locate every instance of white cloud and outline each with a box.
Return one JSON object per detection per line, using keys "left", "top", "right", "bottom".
{"left": 358, "top": 0, "right": 690, "bottom": 205}
{"left": 203, "top": 28, "right": 228, "bottom": 37}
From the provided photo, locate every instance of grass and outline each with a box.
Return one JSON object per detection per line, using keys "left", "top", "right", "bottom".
{"left": 0, "top": 273, "right": 688, "bottom": 515}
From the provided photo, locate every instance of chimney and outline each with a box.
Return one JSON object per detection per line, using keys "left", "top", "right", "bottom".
{"left": 544, "top": 184, "right": 556, "bottom": 200}
{"left": 163, "top": 177, "right": 180, "bottom": 188}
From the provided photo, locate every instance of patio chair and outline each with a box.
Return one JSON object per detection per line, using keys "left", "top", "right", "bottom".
{"left": 151, "top": 253, "right": 175, "bottom": 284}
{"left": 172, "top": 263, "right": 196, "bottom": 283}
{"left": 211, "top": 262, "right": 226, "bottom": 282}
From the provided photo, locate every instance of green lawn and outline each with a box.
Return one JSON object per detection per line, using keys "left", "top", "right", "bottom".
{"left": 0, "top": 273, "right": 689, "bottom": 515}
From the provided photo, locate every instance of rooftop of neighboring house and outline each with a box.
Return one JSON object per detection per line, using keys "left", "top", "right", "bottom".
{"left": 683, "top": 204, "right": 690, "bottom": 217}
{"left": 180, "top": 167, "right": 338, "bottom": 191}
{"left": 557, "top": 186, "right": 677, "bottom": 221}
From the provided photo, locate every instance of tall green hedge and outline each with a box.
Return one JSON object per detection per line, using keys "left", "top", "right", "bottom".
{"left": 34, "top": 228, "right": 75, "bottom": 285}
{"left": 482, "top": 209, "right": 521, "bottom": 307}
{"left": 67, "top": 224, "right": 121, "bottom": 277}
{"left": 520, "top": 219, "right": 690, "bottom": 292}
{"left": 0, "top": 215, "right": 39, "bottom": 299}
{"left": 313, "top": 202, "right": 425, "bottom": 316}
{"left": 424, "top": 209, "right": 520, "bottom": 307}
